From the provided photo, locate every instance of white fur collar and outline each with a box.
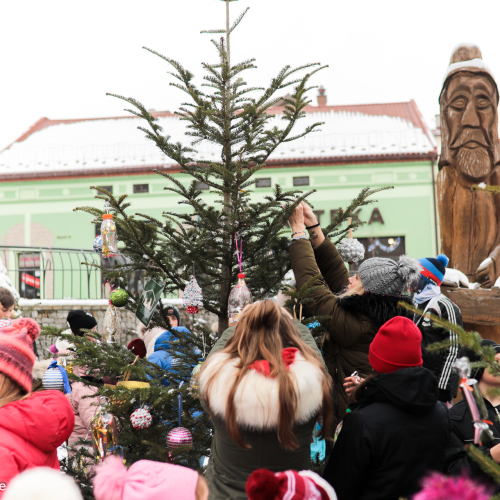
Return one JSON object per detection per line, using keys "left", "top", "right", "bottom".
{"left": 199, "top": 351, "right": 324, "bottom": 429}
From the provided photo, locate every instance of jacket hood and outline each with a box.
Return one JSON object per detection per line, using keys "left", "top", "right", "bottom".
{"left": 362, "top": 367, "right": 439, "bottom": 414}
{"left": 0, "top": 390, "right": 74, "bottom": 452}
{"left": 153, "top": 327, "right": 190, "bottom": 352}
{"left": 338, "top": 293, "right": 413, "bottom": 331}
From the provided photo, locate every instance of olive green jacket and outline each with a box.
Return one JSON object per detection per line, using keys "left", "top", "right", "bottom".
{"left": 289, "top": 237, "right": 375, "bottom": 430}
{"left": 202, "top": 320, "right": 325, "bottom": 500}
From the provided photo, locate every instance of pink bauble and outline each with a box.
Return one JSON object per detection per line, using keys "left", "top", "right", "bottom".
{"left": 166, "top": 427, "right": 193, "bottom": 450}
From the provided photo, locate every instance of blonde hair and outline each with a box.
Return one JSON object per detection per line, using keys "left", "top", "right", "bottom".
{"left": 338, "top": 281, "right": 365, "bottom": 299}
{"left": 201, "top": 300, "right": 332, "bottom": 450}
{"left": 0, "top": 373, "right": 26, "bottom": 409}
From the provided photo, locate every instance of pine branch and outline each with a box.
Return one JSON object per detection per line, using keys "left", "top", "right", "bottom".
{"left": 466, "top": 444, "right": 500, "bottom": 484}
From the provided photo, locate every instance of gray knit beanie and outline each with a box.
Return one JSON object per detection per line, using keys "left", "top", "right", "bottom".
{"left": 358, "top": 255, "right": 421, "bottom": 296}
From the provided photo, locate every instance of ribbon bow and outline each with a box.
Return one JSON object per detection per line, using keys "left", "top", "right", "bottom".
{"left": 49, "top": 360, "right": 72, "bottom": 394}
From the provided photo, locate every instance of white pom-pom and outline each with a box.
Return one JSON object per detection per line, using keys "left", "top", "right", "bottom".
{"left": 130, "top": 408, "right": 152, "bottom": 429}
{"left": 337, "top": 238, "right": 365, "bottom": 263}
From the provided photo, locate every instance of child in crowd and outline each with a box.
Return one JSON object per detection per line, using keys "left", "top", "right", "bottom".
{"left": 413, "top": 254, "right": 462, "bottom": 404}
{"left": 92, "top": 455, "right": 209, "bottom": 500}
{"left": 64, "top": 310, "right": 101, "bottom": 449}
{"left": 324, "top": 317, "right": 450, "bottom": 500}
{"left": 246, "top": 468, "right": 337, "bottom": 500}
{"left": 0, "top": 318, "right": 74, "bottom": 497}
{"left": 3, "top": 466, "right": 83, "bottom": 500}
{"left": 0, "top": 287, "right": 15, "bottom": 319}
{"left": 199, "top": 300, "right": 332, "bottom": 500}
{"left": 446, "top": 339, "right": 500, "bottom": 492}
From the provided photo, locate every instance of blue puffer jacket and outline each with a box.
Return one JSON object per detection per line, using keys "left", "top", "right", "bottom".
{"left": 148, "top": 327, "right": 191, "bottom": 386}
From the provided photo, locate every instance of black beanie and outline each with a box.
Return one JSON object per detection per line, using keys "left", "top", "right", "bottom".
{"left": 67, "top": 310, "right": 98, "bottom": 336}
{"left": 164, "top": 304, "right": 181, "bottom": 326}
{"left": 468, "top": 339, "right": 500, "bottom": 381}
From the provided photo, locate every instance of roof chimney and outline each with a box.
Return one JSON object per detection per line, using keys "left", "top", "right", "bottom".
{"left": 317, "top": 86, "right": 326, "bottom": 107}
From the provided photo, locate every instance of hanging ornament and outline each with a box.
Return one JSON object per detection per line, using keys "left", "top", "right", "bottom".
{"left": 454, "top": 357, "right": 494, "bottom": 445}
{"left": 91, "top": 406, "right": 118, "bottom": 464}
{"left": 110, "top": 288, "right": 129, "bottom": 307}
{"left": 189, "top": 359, "right": 204, "bottom": 398}
{"left": 337, "top": 217, "right": 365, "bottom": 264}
{"left": 0, "top": 319, "right": 12, "bottom": 329}
{"left": 182, "top": 276, "right": 203, "bottom": 314}
{"left": 101, "top": 201, "right": 118, "bottom": 258}
{"left": 228, "top": 234, "right": 253, "bottom": 325}
{"left": 93, "top": 235, "right": 103, "bottom": 255}
{"left": 103, "top": 302, "right": 119, "bottom": 343}
{"left": 130, "top": 407, "right": 153, "bottom": 429}
{"left": 42, "top": 361, "right": 72, "bottom": 394}
{"left": 167, "top": 389, "right": 193, "bottom": 451}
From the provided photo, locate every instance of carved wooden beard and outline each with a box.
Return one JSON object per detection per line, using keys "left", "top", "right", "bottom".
{"left": 454, "top": 145, "right": 491, "bottom": 180}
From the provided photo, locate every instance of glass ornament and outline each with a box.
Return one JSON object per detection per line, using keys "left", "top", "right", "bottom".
{"left": 166, "top": 427, "right": 193, "bottom": 450}
{"left": 91, "top": 407, "right": 118, "bottom": 464}
{"left": 101, "top": 214, "right": 118, "bottom": 258}
{"left": 228, "top": 273, "right": 253, "bottom": 325}
{"left": 110, "top": 288, "right": 129, "bottom": 307}
{"left": 93, "top": 235, "right": 103, "bottom": 254}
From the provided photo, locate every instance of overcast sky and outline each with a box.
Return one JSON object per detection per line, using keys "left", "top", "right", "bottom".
{"left": 2, "top": 0, "right": 500, "bottom": 151}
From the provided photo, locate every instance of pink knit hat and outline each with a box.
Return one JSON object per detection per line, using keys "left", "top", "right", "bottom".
{"left": 0, "top": 317, "right": 40, "bottom": 393}
{"left": 93, "top": 456, "right": 199, "bottom": 500}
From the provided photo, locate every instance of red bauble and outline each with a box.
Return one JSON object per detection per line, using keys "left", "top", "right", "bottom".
{"left": 186, "top": 306, "right": 199, "bottom": 314}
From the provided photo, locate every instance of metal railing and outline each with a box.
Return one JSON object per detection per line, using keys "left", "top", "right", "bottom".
{"left": 0, "top": 246, "right": 108, "bottom": 300}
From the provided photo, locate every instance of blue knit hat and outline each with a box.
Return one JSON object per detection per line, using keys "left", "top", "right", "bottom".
{"left": 418, "top": 254, "right": 449, "bottom": 286}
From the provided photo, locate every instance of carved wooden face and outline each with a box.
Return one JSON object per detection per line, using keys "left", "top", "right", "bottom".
{"left": 441, "top": 73, "right": 499, "bottom": 179}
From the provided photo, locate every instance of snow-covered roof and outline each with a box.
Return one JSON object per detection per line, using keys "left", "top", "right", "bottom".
{"left": 0, "top": 101, "right": 436, "bottom": 180}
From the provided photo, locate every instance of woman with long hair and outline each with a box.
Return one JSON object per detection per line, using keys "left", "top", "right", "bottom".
{"left": 199, "top": 300, "right": 332, "bottom": 500}
{"left": 288, "top": 202, "right": 420, "bottom": 430}
{"left": 0, "top": 318, "right": 74, "bottom": 497}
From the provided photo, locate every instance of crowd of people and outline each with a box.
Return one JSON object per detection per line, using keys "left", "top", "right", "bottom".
{"left": 0, "top": 200, "right": 498, "bottom": 499}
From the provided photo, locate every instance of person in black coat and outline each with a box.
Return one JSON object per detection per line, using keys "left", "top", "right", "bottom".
{"left": 445, "top": 339, "right": 500, "bottom": 492}
{"left": 323, "top": 316, "right": 450, "bottom": 500}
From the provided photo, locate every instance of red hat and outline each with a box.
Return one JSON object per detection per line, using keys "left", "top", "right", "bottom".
{"left": 246, "top": 469, "right": 337, "bottom": 500}
{"left": 127, "top": 338, "right": 147, "bottom": 359}
{"left": 0, "top": 317, "right": 40, "bottom": 393}
{"left": 369, "top": 317, "right": 423, "bottom": 374}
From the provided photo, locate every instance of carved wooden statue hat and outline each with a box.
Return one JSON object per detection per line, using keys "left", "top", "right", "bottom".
{"left": 440, "top": 44, "right": 498, "bottom": 102}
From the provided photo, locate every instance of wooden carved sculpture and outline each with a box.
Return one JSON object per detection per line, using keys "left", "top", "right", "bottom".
{"left": 438, "top": 45, "right": 500, "bottom": 287}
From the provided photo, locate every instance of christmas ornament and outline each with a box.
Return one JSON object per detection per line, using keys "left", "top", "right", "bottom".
{"left": 337, "top": 217, "right": 365, "bottom": 263}
{"left": 337, "top": 238, "right": 365, "bottom": 263}
{"left": 0, "top": 319, "right": 12, "bottom": 329}
{"left": 127, "top": 338, "right": 147, "bottom": 358}
{"left": 167, "top": 390, "right": 193, "bottom": 451}
{"left": 93, "top": 235, "right": 103, "bottom": 254}
{"left": 91, "top": 406, "right": 118, "bottom": 464}
{"left": 130, "top": 407, "right": 152, "bottom": 429}
{"left": 103, "top": 303, "right": 119, "bottom": 343}
{"left": 42, "top": 361, "right": 72, "bottom": 394}
{"left": 136, "top": 279, "right": 165, "bottom": 327}
{"left": 189, "top": 360, "right": 204, "bottom": 398}
{"left": 182, "top": 276, "right": 203, "bottom": 314}
{"left": 228, "top": 274, "right": 253, "bottom": 325}
{"left": 110, "top": 288, "right": 129, "bottom": 307}
{"left": 454, "top": 357, "right": 493, "bottom": 445}
{"left": 228, "top": 234, "right": 252, "bottom": 325}
{"left": 101, "top": 201, "right": 118, "bottom": 258}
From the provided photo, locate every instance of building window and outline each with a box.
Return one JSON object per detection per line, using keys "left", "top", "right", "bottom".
{"left": 293, "top": 176, "right": 309, "bottom": 186}
{"left": 133, "top": 184, "right": 149, "bottom": 194}
{"left": 256, "top": 178, "right": 271, "bottom": 188}
{"left": 19, "top": 253, "right": 41, "bottom": 299}
{"left": 197, "top": 182, "right": 209, "bottom": 190}
{"left": 97, "top": 186, "right": 113, "bottom": 194}
{"left": 349, "top": 237, "right": 406, "bottom": 273}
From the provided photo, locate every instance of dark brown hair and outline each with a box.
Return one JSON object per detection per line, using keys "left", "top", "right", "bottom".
{"left": 202, "top": 300, "right": 332, "bottom": 450}
{"left": 0, "top": 288, "right": 15, "bottom": 309}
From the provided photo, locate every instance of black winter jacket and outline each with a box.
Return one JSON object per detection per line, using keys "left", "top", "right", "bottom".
{"left": 323, "top": 367, "right": 450, "bottom": 500}
{"left": 445, "top": 398, "right": 500, "bottom": 492}
{"left": 415, "top": 294, "right": 462, "bottom": 402}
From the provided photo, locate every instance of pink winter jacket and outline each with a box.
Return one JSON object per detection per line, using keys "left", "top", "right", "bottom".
{"left": 66, "top": 365, "right": 100, "bottom": 447}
